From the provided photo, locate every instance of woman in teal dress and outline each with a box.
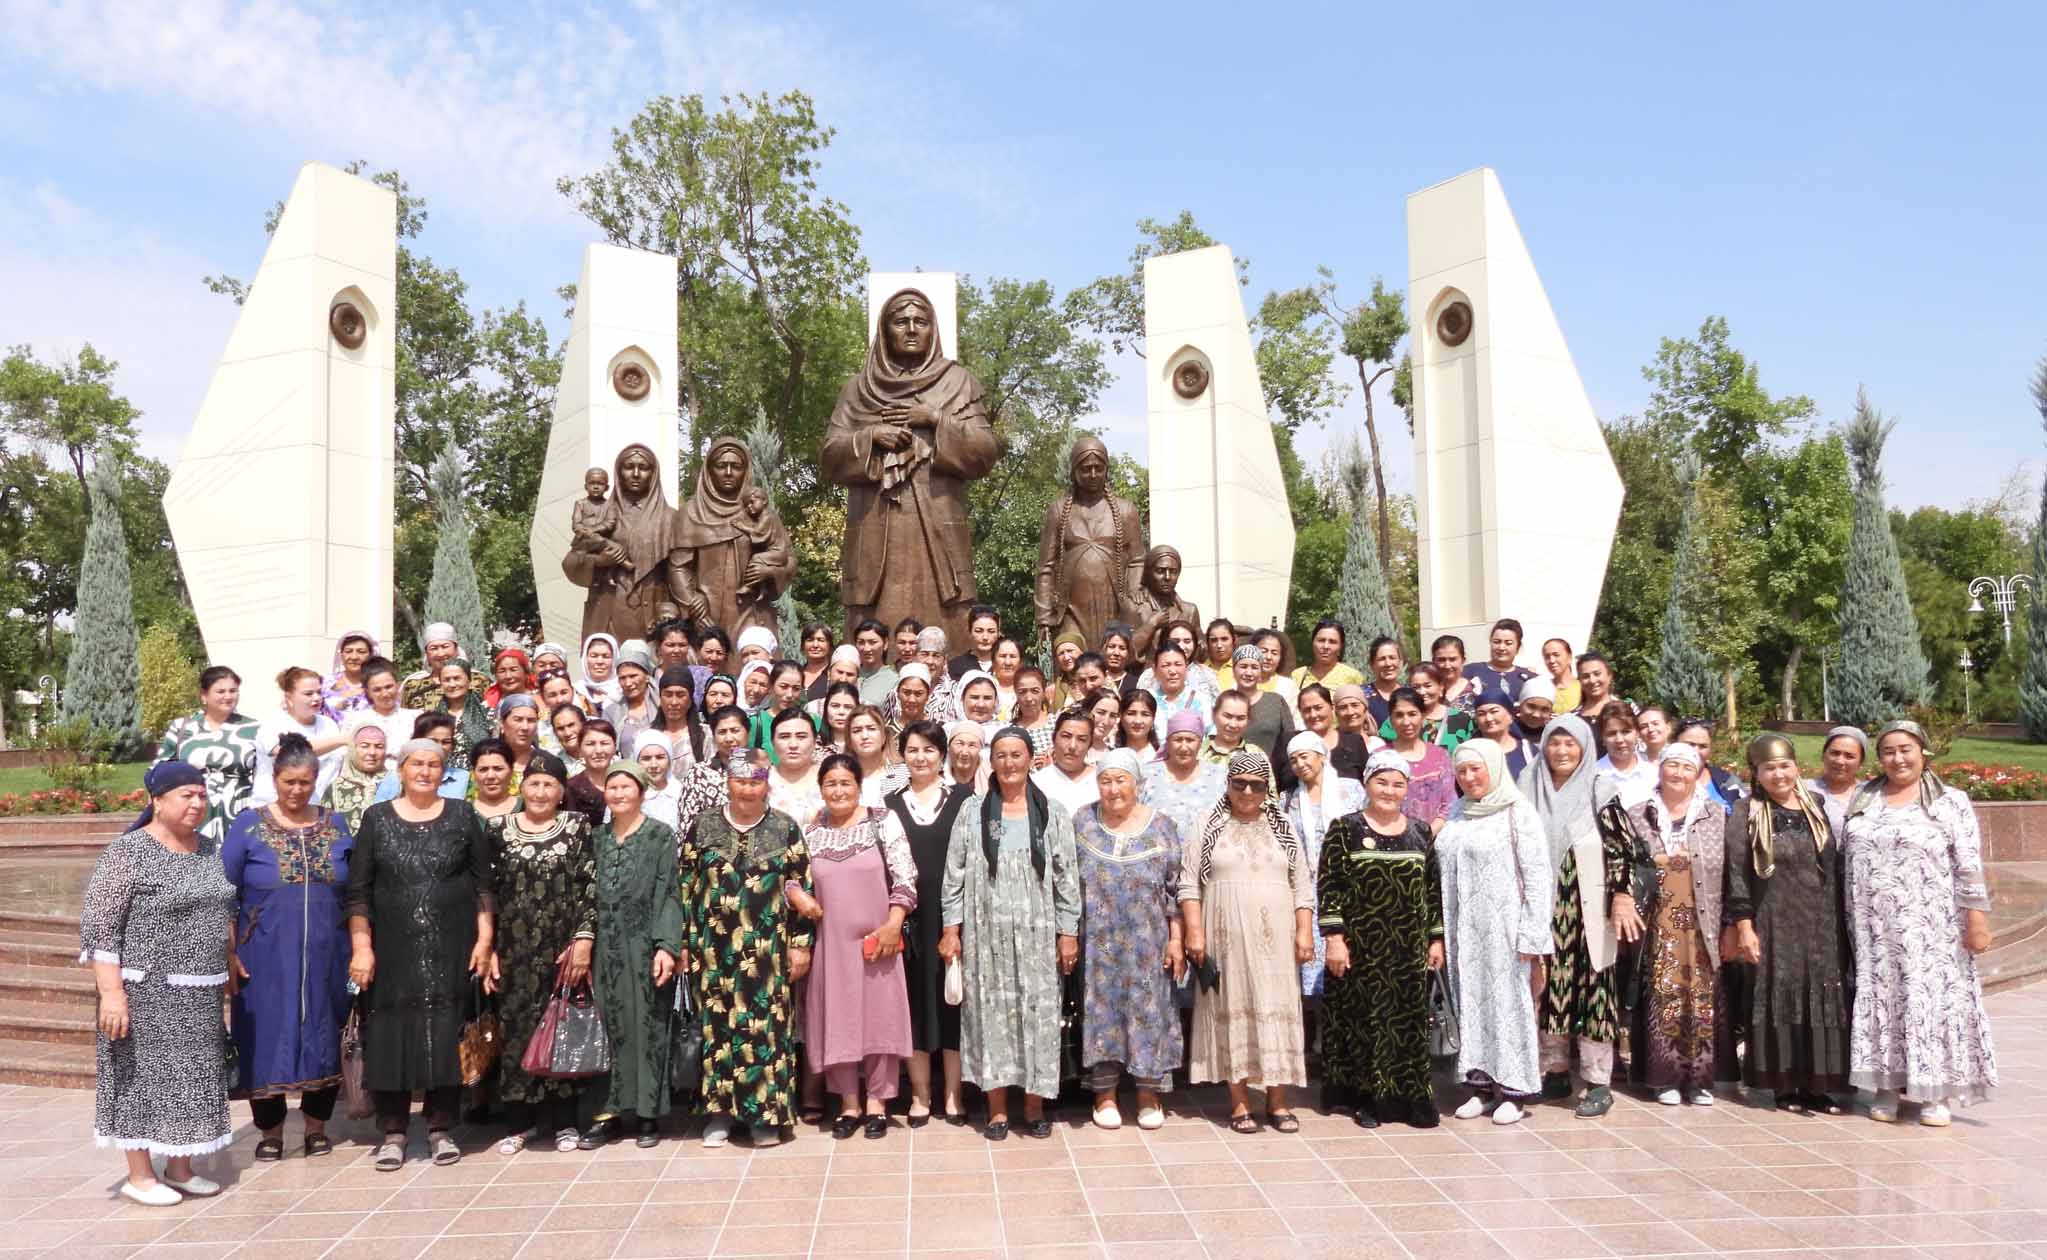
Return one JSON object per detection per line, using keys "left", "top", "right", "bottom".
{"left": 155, "top": 666, "right": 262, "bottom": 843}
{"left": 583, "top": 760, "right": 683, "bottom": 1149}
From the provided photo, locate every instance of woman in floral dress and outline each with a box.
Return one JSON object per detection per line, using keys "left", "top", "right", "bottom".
{"left": 1621, "top": 744, "right": 1724, "bottom": 1106}
{"left": 1073, "top": 749, "right": 1184, "bottom": 1132}
{"left": 485, "top": 751, "right": 595, "bottom": 1154}
{"left": 154, "top": 666, "right": 262, "bottom": 844}
{"left": 1843, "top": 719, "right": 1997, "bottom": 1125}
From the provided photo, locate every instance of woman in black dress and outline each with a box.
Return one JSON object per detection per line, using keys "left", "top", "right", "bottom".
{"left": 1722, "top": 733, "right": 1851, "bottom": 1113}
{"left": 346, "top": 738, "right": 496, "bottom": 1170}
{"left": 884, "top": 719, "right": 973, "bottom": 1124}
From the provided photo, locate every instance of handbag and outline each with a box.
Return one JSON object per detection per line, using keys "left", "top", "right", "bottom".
{"left": 942, "top": 956, "right": 963, "bottom": 1006}
{"left": 339, "top": 999, "right": 374, "bottom": 1119}
{"left": 669, "top": 978, "right": 703, "bottom": 1093}
{"left": 521, "top": 964, "right": 611, "bottom": 1079}
{"left": 459, "top": 981, "right": 501, "bottom": 1087}
{"left": 1426, "top": 967, "right": 1460, "bottom": 1058}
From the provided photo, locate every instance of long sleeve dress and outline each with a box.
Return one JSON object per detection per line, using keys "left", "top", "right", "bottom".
{"left": 803, "top": 809, "right": 917, "bottom": 1080}
{"left": 679, "top": 808, "right": 813, "bottom": 1129}
{"left": 1179, "top": 815, "right": 1315, "bottom": 1088}
{"left": 1622, "top": 794, "right": 1725, "bottom": 1092}
{"left": 1317, "top": 813, "right": 1442, "bottom": 1119}
{"left": 344, "top": 800, "right": 494, "bottom": 1093}
{"left": 1073, "top": 805, "right": 1184, "bottom": 1086}
{"left": 1435, "top": 800, "right": 1554, "bottom": 1098}
{"left": 593, "top": 815, "right": 684, "bottom": 1120}
{"left": 79, "top": 828, "right": 237, "bottom": 1156}
{"left": 488, "top": 811, "right": 596, "bottom": 1111}
{"left": 222, "top": 808, "right": 354, "bottom": 1102}
{"left": 1843, "top": 789, "right": 1998, "bottom": 1105}
{"left": 941, "top": 798, "right": 1081, "bottom": 1098}
{"left": 155, "top": 713, "right": 261, "bottom": 843}
{"left": 1721, "top": 798, "right": 1851, "bottom": 1094}
{"left": 1541, "top": 805, "right": 1637, "bottom": 1057}
{"left": 885, "top": 782, "right": 973, "bottom": 1055}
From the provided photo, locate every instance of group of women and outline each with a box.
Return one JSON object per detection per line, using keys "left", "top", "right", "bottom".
{"left": 88, "top": 613, "right": 2001, "bottom": 1207}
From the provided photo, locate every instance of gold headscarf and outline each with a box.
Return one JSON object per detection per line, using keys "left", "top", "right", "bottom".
{"left": 1745, "top": 733, "right": 1830, "bottom": 878}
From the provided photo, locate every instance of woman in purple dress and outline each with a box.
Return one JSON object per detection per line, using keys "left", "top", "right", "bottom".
{"left": 804, "top": 753, "right": 919, "bottom": 1140}
{"left": 1385, "top": 688, "right": 1455, "bottom": 833}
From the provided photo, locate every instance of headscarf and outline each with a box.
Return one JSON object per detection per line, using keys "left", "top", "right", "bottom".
{"left": 1096, "top": 747, "right": 1143, "bottom": 783}
{"left": 490, "top": 646, "right": 532, "bottom": 690}
{"left": 956, "top": 669, "right": 998, "bottom": 713}
{"left": 1518, "top": 674, "right": 1557, "bottom": 704}
{"left": 1473, "top": 686, "right": 1514, "bottom": 715}
{"left": 422, "top": 622, "right": 458, "bottom": 650}
{"left": 1052, "top": 630, "right": 1085, "bottom": 655}
{"left": 602, "top": 757, "right": 650, "bottom": 793}
{"left": 978, "top": 726, "right": 1051, "bottom": 878}
{"left": 1192, "top": 747, "right": 1302, "bottom": 893}
{"left": 615, "top": 641, "right": 655, "bottom": 677}
{"left": 1364, "top": 748, "right": 1411, "bottom": 781}
{"left": 1657, "top": 743, "right": 1703, "bottom": 770}
{"left": 435, "top": 660, "right": 492, "bottom": 753}
{"left": 1231, "top": 643, "right": 1264, "bottom": 670}
{"left": 658, "top": 667, "right": 693, "bottom": 695}
{"left": 916, "top": 626, "right": 949, "bottom": 653}
{"left": 1449, "top": 739, "right": 1522, "bottom": 820}
{"left": 1285, "top": 730, "right": 1327, "bottom": 765}
{"left": 1745, "top": 732, "right": 1832, "bottom": 878}
{"left": 896, "top": 662, "right": 932, "bottom": 689}
{"left": 735, "top": 660, "right": 772, "bottom": 713}
{"left": 1846, "top": 718, "right": 1950, "bottom": 816}
{"left": 324, "top": 714, "right": 388, "bottom": 831}
{"left": 630, "top": 729, "right": 674, "bottom": 785}
{"left": 830, "top": 644, "right": 861, "bottom": 672}
{"left": 393, "top": 738, "right": 447, "bottom": 770}
{"left": 496, "top": 693, "right": 538, "bottom": 723}
{"left": 1165, "top": 710, "right": 1206, "bottom": 740}
{"left": 673, "top": 436, "right": 776, "bottom": 550}
{"left": 1517, "top": 714, "right": 1597, "bottom": 872}
{"left": 133, "top": 760, "right": 208, "bottom": 828}
{"left": 581, "top": 632, "right": 622, "bottom": 704}
{"left": 523, "top": 750, "right": 569, "bottom": 786}
{"left": 726, "top": 748, "right": 773, "bottom": 780}
{"left": 1332, "top": 682, "right": 1368, "bottom": 709}
{"left": 598, "top": 441, "right": 676, "bottom": 602}
{"left": 532, "top": 642, "right": 570, "bottom": 671}
{"left": 736, "top": 626, "right": 779, "bottom": 658}
{"left": 1823, "top": 724, "right": 1869, "bottom": 760}
{"left": 944, "top": 719, "right": 986, "bottom": 791}
{"left": 844, "top": 288, "right": 973, "bottom": 498}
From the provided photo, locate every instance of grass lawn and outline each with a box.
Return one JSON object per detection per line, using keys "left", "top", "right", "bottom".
{"left": 1778, "top": 732, "right": 2047, "bottom": 775}
{"left": 0, "top": 761, "right": 149, "bottom": 796}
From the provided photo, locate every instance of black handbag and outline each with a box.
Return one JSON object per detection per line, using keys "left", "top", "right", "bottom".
{"left": 669, "top": 979, "right": 703, "bottom": 1093}
{"left": 1426, "top": 968, "right": 1460, "bottom": 1059}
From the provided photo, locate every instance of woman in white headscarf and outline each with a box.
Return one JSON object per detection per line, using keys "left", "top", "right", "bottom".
{"left": 1622, "top": 743, "right": 1725, "bottom": 1106}
{"left": 1282, "top": 730, "right": 1363, "bottom": 1003}
{"left": 579, "top": 633, "right": 621, "bottom": 709}
{"left": 1518, "top": 713, "right": 1641, "bottom": 1119}
{"left": 1435, "top": 739, "right": 1552, "bottom": 1125}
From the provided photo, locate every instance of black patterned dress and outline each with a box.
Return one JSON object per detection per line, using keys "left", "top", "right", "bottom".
{"left": 1721, "top": 799, "right": 1850, "bottom": 1093}
{"left": 1540, "top": 826, "right": 1634, "bottom": 1049}
{"left": 592, "top": 816, "right": 683, "bottom": 1121}
{"left": 488, "top": 811, "right": 596, "bottom": 1110}
{"left": 679, "top": 808, "right": 813, "bottom": 1128}
{"left": 1317, "top": 813, "right": 1442, "bottom": 1121}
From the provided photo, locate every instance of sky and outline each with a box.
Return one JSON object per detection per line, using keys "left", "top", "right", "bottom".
{"left": 3, "top": 0, "right": 2043, "bottom": 513}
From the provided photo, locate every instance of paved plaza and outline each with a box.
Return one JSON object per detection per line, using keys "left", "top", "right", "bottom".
{"left": 0, "top": 985, "right": 2039, "bottom": 1260}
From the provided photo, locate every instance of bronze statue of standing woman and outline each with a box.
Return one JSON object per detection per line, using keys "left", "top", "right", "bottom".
{"left": 671, "top": 435, "right": 795, "bottom": 640}
{"left": 1034, "top": 434, "right": 1143, "bottom": 651}
{"left": 823, "top": 288, "right": 998, "bottom": 649}
{"left": 563, "top": 442, "right": 683, "bottom": 646}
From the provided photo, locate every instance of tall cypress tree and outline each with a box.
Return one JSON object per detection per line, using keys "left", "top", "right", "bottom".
{"left": 1333, "top": 438, "right": 1400, "bottom": 669}
{"left": 1654, "top": 453, "right": 1721, "bottom": 716}
{"left": 61, "top": 457, "right": 143, "bottom": 753}
{"left": 1834, "top": 388, "right": 1929, "bottom": 727}
{"left": 423, "top": 444, "right": 489, "bottom": 663}
{"left": 2021, "top": 357, "right": 2047, "bottom": 740}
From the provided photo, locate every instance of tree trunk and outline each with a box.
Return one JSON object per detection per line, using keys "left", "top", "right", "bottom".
{"left": 1357, "top": 360, "right": 1398, "bottom": 636}
{"left": 1723, "top": 666, "right": 1739, "bottom": 735}
{"left": 1779, "top": 643, "right": 1804, "bottom": 722}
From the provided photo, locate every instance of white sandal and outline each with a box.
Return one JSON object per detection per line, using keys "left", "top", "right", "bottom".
{"left": 1092, "top": 1102, "right": 1123, "bottom": 1130}
{"left": 555, "top": 1128, "right": 581, "bottom": 1153}
{"left": 496, "top": 1134, "right": 527, "bottom": 1156}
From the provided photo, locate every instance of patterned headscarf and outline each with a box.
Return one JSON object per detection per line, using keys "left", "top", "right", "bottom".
{"left": 1745, "top": 732, "right": 1831, "bottom": 878}
{"left": 1450, "top": 738, "right": 1521, "bottom": 820}
{"left": 1364, "top": 748, "right": 1411, "bottom": 781}
{"left": 1517, "top": 713, "right": 1598, "bottom": 873}
{"left": 1846, "top": 718, "right": 1950, "bottom": 820}
{"left": 1096, "top": 747, "right": 1143, "bottom": 783}
{"left": 1192, "top": 747, "right": 1301, "bottom": 893}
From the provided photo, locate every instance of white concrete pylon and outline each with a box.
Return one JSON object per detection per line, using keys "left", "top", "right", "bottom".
{"left": 528, "top": 244, "right": 680, "bottom": 665}
{"left": 1407, "top": 168, "right": 1623, "bottom": 666}
{"left": 1143, "top": 244, "right": 1293, "bottom": 632}
{"left": 164, "top": 161, "right": 396, "bottom": 691}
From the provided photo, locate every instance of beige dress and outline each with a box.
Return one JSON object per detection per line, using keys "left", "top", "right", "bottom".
{"left": 1181, "top": 817, "right": 1313, "bottom": 1086}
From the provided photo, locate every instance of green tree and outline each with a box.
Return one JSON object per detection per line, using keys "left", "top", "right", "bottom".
{"left": 137, "top": 623, "right": 198, "bottom": 741}
{"left": 1654, "top": 455, "right": 1721, "bottom": 717}
{"left": 1589, "top": 412, "right": 1686, "bottom": 694}
{"left": 1068, "top": 211, "right": 1245, "bottom": 358}
{"left": 1330, "top": 439, "right": 1400, "bottom": 665}
{"left": 1751, "top": 436, "right": 1852, "bottom": 716}
{"left": 422, "top": 445, "right": 489, "bottom": 664}
{"left": 2026, "top": 357, "right": 2047, "bottom": 739}
{"left": 62, "top": 458, "right": 143, "bottom": 754}
{"left": 0, "top": 343, "right": 141, "bottom": 496}
{"left": 1320, "top": 275, "right": 1408, "bottom": 581}
{"left": 1253, "top": 285, "right": 1347, "bottom": 437}
{"left": 1835, "top": 390, "right": 1930, "bottom": 727}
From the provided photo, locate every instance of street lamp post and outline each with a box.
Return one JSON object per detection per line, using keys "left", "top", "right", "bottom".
{"left": 1959, "top": 648, "right": 1975, "bottom": 724}
{"left": 1968, "top": 573, "right": 2034, "bottom": 645}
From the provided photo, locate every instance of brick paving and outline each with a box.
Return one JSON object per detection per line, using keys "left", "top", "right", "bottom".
{"left": 0, "top": 985, "right": 2042, "bottom": 1259}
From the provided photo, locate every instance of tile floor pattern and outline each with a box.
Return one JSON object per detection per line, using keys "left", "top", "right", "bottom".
{"left": 4, "top": 982, "right": 2046, "bottom": 1260}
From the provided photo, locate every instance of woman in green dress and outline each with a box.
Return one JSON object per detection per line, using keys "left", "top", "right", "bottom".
{"left": 679, "top": 749, "right": 815, "bottom": 1149}
{"left": 582, "top": 760, "right": 683, "bottom": 1149}
{"left": 485, "top": 751, "right": 595, "bottom": 1154}
{"left": 154, "top": 666, "right": 263, "bottom": 843}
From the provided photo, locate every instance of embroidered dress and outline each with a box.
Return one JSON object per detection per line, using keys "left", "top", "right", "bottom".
{"left": 1180, "top": 816, "right": 1313, "bottom": 1087}
{"left": 1317, "top": 813, "right": 1441, "bottom": 1116}
{"left": 1721, "top": 799, "right": 1851, "bottom": 1094}
{"left": 886, "top": 783, "right": 973, "bottom": 1053}
{"left": 1073, "top": 804, "right": 1184, "bottom": 1085}
{"left": 680, "top": 808, "right": 813, "bottom": 1128}
{"left": 942, "top": 803, "right": 1081, "bottom": 1098}
{"left": 1435, "top": 800, "right": 1553, "bottom": 1097}
{"left": 1622, "top": 795, "right": 1724, "bottom": 1091}
{"left": 488, "top": 811, "right": 596, "bottom": 1110}
{"left": 223, "top": 809, "right": 354, "bottom": 1100}
{"left": 1843, "top": 791, "right": 1998, "bottom": 1105}
{"left": 1285, "top": 775, "right": 1366, "bottom": 996}
{"left": 1540, "top": 831, "right": 1633, "bottom": 1051}
{"left": 593, "top": 815, "right": 684, "bottom": 1119}
{"left": 802, "top": 809, "right": 917, "bottom": 1082}
{"left": 155, "top": 712, "right": 262, "bottom": 843}
{"left": 323, "top": 760, "right": 383, "bottom": 835}
{"left": 79, "top": 828, "right": 236, "bottom": 1155}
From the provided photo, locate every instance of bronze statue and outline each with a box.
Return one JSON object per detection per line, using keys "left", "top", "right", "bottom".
{"left": 823, "top": 287, "right": 998, "bottom": 649}
{"left": 562, "top": 442, "right": 682, "bottom": 644}
{"left": 1121, "top": 544, "right": 1203, "bottom": 661}
{"left": 672, "top": 435, "right": 794, "bottom": 639}
{"left": 1034, "top": 434, "right": 1143, "bottom": 650}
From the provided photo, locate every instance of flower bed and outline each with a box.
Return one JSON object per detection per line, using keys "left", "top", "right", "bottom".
{"left": 0, "top": 788, "right": 147, "bottom": 816}
{"left": 1941, "top": 763, "right": 2047, "bottom": 802}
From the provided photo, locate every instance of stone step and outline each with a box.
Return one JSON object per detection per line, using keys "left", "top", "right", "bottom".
{"left": 0, "top": 937, "right": 77, "bottom": 967}
{"left": 0, "top": 998, "right": 95, "bottom": 1045}
{"left": 0, "top": 1035, "right": 94, "bottom": 1089}
{"left": 0, "top": 964, "right": 97, "bottom": 1009}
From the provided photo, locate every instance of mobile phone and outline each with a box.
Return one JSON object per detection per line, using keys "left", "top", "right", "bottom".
{"left": 862, "top": 933, "right": 880, "bottom": 962}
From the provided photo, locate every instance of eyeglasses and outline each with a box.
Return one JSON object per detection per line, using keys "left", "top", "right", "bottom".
{"left": 1227, "top": 778, "right": 1268, "bottom": 794}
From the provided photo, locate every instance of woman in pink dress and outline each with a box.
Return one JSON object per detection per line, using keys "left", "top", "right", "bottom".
{"left": 803, "top": 753, "right": 919, "bottom": 1140}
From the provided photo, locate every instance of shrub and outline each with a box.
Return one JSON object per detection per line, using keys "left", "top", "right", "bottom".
{"left": 137, "top": 624, "right": 198, "bottom": 742}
